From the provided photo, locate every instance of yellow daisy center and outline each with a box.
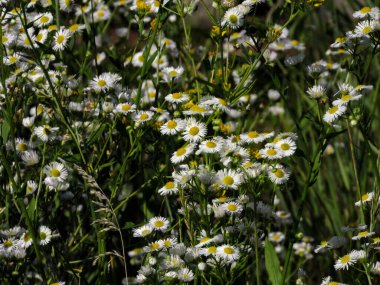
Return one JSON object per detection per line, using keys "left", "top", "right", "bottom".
{"left": 207, "top": 246, "right": 217, "bottom": 253}
{"left": 362, "top": 26, "right": 372, "bottom": 34}
{"left": 229, "top": 14, "right": 238, "bottom": 24}
{"left": 227, "top": 204, "right": 237, "bottom": 212}
{"left": 172, "top": 92, "right": 182, "bottom": 99}
{"left": 340, "top": 255, "right": 350, "bottom": 264}
{"left": 248, "top": 131, "right": 258, "bottom": 138}
{"left": 139, "top": 113, "right": 149, "bottom": 120}
{"left": 266, "top": 149, "right": 277, "bottom": 156}
{"left": 4, "top": 240, "right": 13, "bottom": 248}
{"left": 189, "top": 126, "right": 200, "bottom": 136}
{"left": 150, "top": 242, "right": 160, "bottom": 250}
{"left": 223, "top": 247, "right": 235, "bottom": 254}
{"left": 328, "top": 106, "right": 338, "bottom": 114}
{"left": 50, "top": 168, "right": 61, "bottom": 177}
{"left": 357, "top": 231, "right": 368, "bottom": 237}
{"left": 200, "top": 237, "right": 210, "bottom": 243}
{"left": 40, "top": 15, "right": 50, "bottom": 23}
{"left": 165, "top": 181, "right": 175, "bottom": 189}
{"left": 274, "top": 169, "right": 284, "bottom": 178}
{"left": 98, "top": 79, "right": 107, "bottom": 87}
{"left": 122, "top": 104, "right": 131, "bottom": 111}
{"left": 167, "top": 120, "right": 177, "bottom": 129}
{"left": 280, "top": 143, "right": 290, "bottom": 150}
{"left": 222, "top": 176, "right": 234, "bottom": 185}
{"left": 154, "top": 220, "right": 164, "bottom": 228}
{"left": 17, "top": 143, "right": 28, "bottom": 152}
{"left": 361, "top": 7, "right": 371, "bottom": 14}
{"left": 205, "top": 141, "right": 216, "bottom": 148}
{"left": 69, "top": 24, "right": 79, "bottom": 32}
{"left": 176, "top": 148, "right": 186, "bottom": 156}
{"left": 56, "top": 35, "right": 65, "bottom": 44}
{"left": 361, "top": 193, "right": 369, "bottom": 201}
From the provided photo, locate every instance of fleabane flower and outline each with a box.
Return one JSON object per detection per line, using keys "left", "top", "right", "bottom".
{"left": 44, "top": 161, "right": 68, "bottom": 183}
{"left": 323, "top": 105, "right": 347, "bottom": 123}
{"left": 222, "top": 7, "right": 244, "bottom": 29}
{"left": 355, "top": 192, "right": 374, "bottom": 207}
{"left": 354, "top": 20, "right": 376, "bottom": 36}
{"left": 182, "top": 119, "right": 207, "bottom": 142}
{"left": 222, "top": 201, "right": 243, "bottom": 215}
{"left": 33, "top": 12, "right": 53, "bottom": 27}
{"left": 53, "top": 27, "right": 72, "bottom": 51}
{"left": 267, "top": 164, "right": 291, "bottom": 185}
{"left": 352, "top": 230, "right": 375, "bottom": 240}
{"left": 158, "top": 181, "right": 179, "bottom": 195}
{"left": 149, "top": 216, "right": 170, "bottom": 232}
{"left": 216, "top": 244, "right": 240, "bottom": 263}
{"left": 171, "top": 144, "right": 196, "bottom": 164}
{"left": 162, "top": 66, "right": 184, "bottom": 82}
{"left": 160, "top": 119, "right": 184, "bottom": 135}
{"left": 334, "top": 250, "right": 364, "bottom": 270}
{"left": 165, "top": 92, "right": 190, "bottom": 104}
{"left": 89, "top": 72, "right": 121, "bottom": 92}
{"left": 216, "top": 169, "right": 244, "bottom": 190}
{"left": 275, "top": 138, "right": 296, "bottom": 157}
{"left": 353, "top": 7, "right": 379, "bottom": 19}
{"left": 307, "top": 85, "right": 326, "bottom": 99}
{"left": 38, "top": 226, "right": 52, "bottom": 246}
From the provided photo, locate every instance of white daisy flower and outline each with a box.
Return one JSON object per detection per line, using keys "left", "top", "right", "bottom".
{"left": 355, "top": 192, "right": 374, "bottom": 207}
{"left": 165, "top": 92, "right": 190, "bottom": 104}
{"left": 332, "top": 93, "right": 362, "bottom": 106}
{"left": 26, "top": 180, "right": 38, "bottom": 195}
{"left": 171, "top": 144, "right": 196, "bottom": 164}
{"left": 53, "top": 27, "right": 72, "bottom": 51}
{"left": 133, "top": 224, "right": 153, "bottom": 238}
{"left": 133, "top": 111, "right": 154, "bottom": 125}
{"left": 33, "top": 125, "right": 59, "bottom": 142}
{"left": 115, "top": 102, "right": 136, "bottom": 114}
{"left": 158, "top": 181, "right": 179, "bottom": 195}
{"left": 20, "top": 232, "right": 33, "bottom": 248}
{"left": 353, "top": 7, "right": 379, "bottom": 19}
{"left": 145, "top": 240, "right": 163, "bottom": 252}
{"left": 275, "top": 138, "right": 296, "bottom": 157}
{"left": 4, "top": 53, "right": 21, "bottom": 65}
{"left": 35, "top": 29, "right": 49, "bottom": 44}
{"left": 222, "top": 7, "right": 244, "bottom": 30}
{"left": 182, "top": 119, "right": 207, "bottom": 142}
{"left": 354, "top": 20, "right": 376, "bottom": 36}
{"left": 177, "top": 267, "right": 194, "bottom": 282}
{"left": 2, "top": 32, "right": 15, "bottom": 47}
{"left": 33, "top": 12, "right": 53, "bottom": 27}
{"left": 149, "top": 216, "right": 170, "bottom": 232}
{"left": 44, "top": 161, "right": 68, "bottom": 182}
{"left": 352, "top": 230, "right": 375, "bottom": 240}
{"left": 267, "top": 164, "right": 291, "bottom": 184}
{"left": 306, "top": 85, "right": 326, "bottom": 99}
{"left": 160, "top": 119, "right": 184, "bottom": 135}
{"left": 216, "top": 244, "right": 240, "bottom": 263}
{"left": 269, "top": 232, "right": 285, "bottom": 243}
{"left": 334, "top": 250, "right": 360, "bottom": 270}
{"left": 89, "top": 72, "right": 121, "bottom": 92}
{"left": 38, "top": 226, "right": 52, "bottom": 246}
{"left": 196, "top": 138, "right": 223, "bottom": 154}
{"left": 161, "top": 66, "right": 184, "bottom": 82}
{"left": 21, "top": 150, "right": 39, "bottom": 166}
{"left": 223, "top": 201, "right": 243, "bottom": 215}
{"left": 323, "top": 105, "right": 347, "bottom": 123}
{"left": 216, "top": 169, "right": 244, "bottom": 190}
{"left": 259, "top": 144, "right": 283, "bottom": 160}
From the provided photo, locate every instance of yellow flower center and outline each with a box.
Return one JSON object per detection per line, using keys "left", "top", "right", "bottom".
{"left": 361, "top": 7, "right": 371, "bottom": 14}
{"left": 17, "top": 143, "right": 28, "bottom": 152}
{"left": 274, "top": 169, "right": 284, "bottom": 178}
{"left": 56, "top": 35, "right": 65, "bottom": 44}
{"left": 205, "top": 141, "right": 216, "bottom": 148}
{"left": 139, "top": 113, "right": 149, "bottom": 120}
{"left": 207, "top": 246, "right": 217, "bottom": 253}
{"left": 97, "top": 11, "right": 105, "bottom": 18}
{"left": 40, "top": 15, "right": 50, "bottom": 23}
{"left": 266, "top": 149, "right": 277, "bottom": 156}
{"left": 280, "top": 143, "right": 290, "bottom": 150}
{"left": 165, "top": 181, "right": 175, "bottom": 189}
{"left": 363, "top": 26, "right": 372, "bottom": 34}
{"left": 167, "top": 120, "right": 177, "bottom": 129}
{"left": 36, "top": 33, "right": 44, "bottom": 41}
{"left": 23, "top": 233, "right": 31, "bottom": 242}
{"left": 341, "top": 95, "right": 352, "bottom": 102}
{"left": 2, "top": 35, "right": 8, "bottom": 43}
{"left": 172, "top": 92, "right": 182, "bottom": 99}
{"left": 168, "top": 70, "right": 178, "bottom": 77}
{"left": 189, "top": 126, "right": 200, "bottom": 136}
{"left": 223, "top": 247, "right": 235, "bottom": 254}
{"left": 218, "top": 98, "right": 227, "bottom": 106}
{"left": 97, "top": 79, "right": 106, "bottom": 87}
{"left": 154, "top": 220, "right": 164, "bottom": 228}
{"left": 176, "top": 148, "right": 186, "bottom": 156}
{"left": 272, "top": 234, "right": 280, "bottom": 241}
{"left": 200, "top": 237, "right": 210, "bottom": 243}
{"left": 69, "top": 24, "right": 79, "bottom": 32}
{"left": 222, "top": 176, "right": 234, "bottom": 185}
{"left": 122, "top": 104, "right": 131, "bottom": 111}
{"left": 229, "top": 14, "right": 238, "bottom": 24}
{"left": 39, "top": 232, "right": 47, "bottom": 240}
{"left": 248, "top": 131, "right": 258, "bottom": 138}
{"left": 190, "top": 105, "right": 205, "bottom": 113}
{"left": 150, "top": 242, "right": 160, "bottom": 250}
{"left": 357, "top": 231, "right": 368, "bottom": 237}
{"left": 340, "top": 255, "right": 350, "bottom": 264}
{"left": 361, "top": 193, "right": 369, "bottom": 201}
{"left": 227, "top": 204, "right": 237, "bottom": 212}
{"left": 328, "top": 106, "right": 338, "bottom": 114}
{"left": 50, "top": 168, "right": 61, "bottom": 177}
{"left": 141, "top": 229, "right": 150, "bottom": 236}
{"left": 4, "top": 240, "right": 13, "bottom": 248}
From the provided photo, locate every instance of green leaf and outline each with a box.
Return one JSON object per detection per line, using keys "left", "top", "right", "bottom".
{"left": 86, "top": 123, "right": 106, "bottom": 146}
{"left": 1, "top": 121, "right": 10, "bottom": 145}
{"left": 27, "top": 197, "right": 36, "bottom": 222}
{"left": 265, "top": 238, "right": 281, "bottom": 285}
{"left": 123, "top": 222, "right": 136, "bottom": 230}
